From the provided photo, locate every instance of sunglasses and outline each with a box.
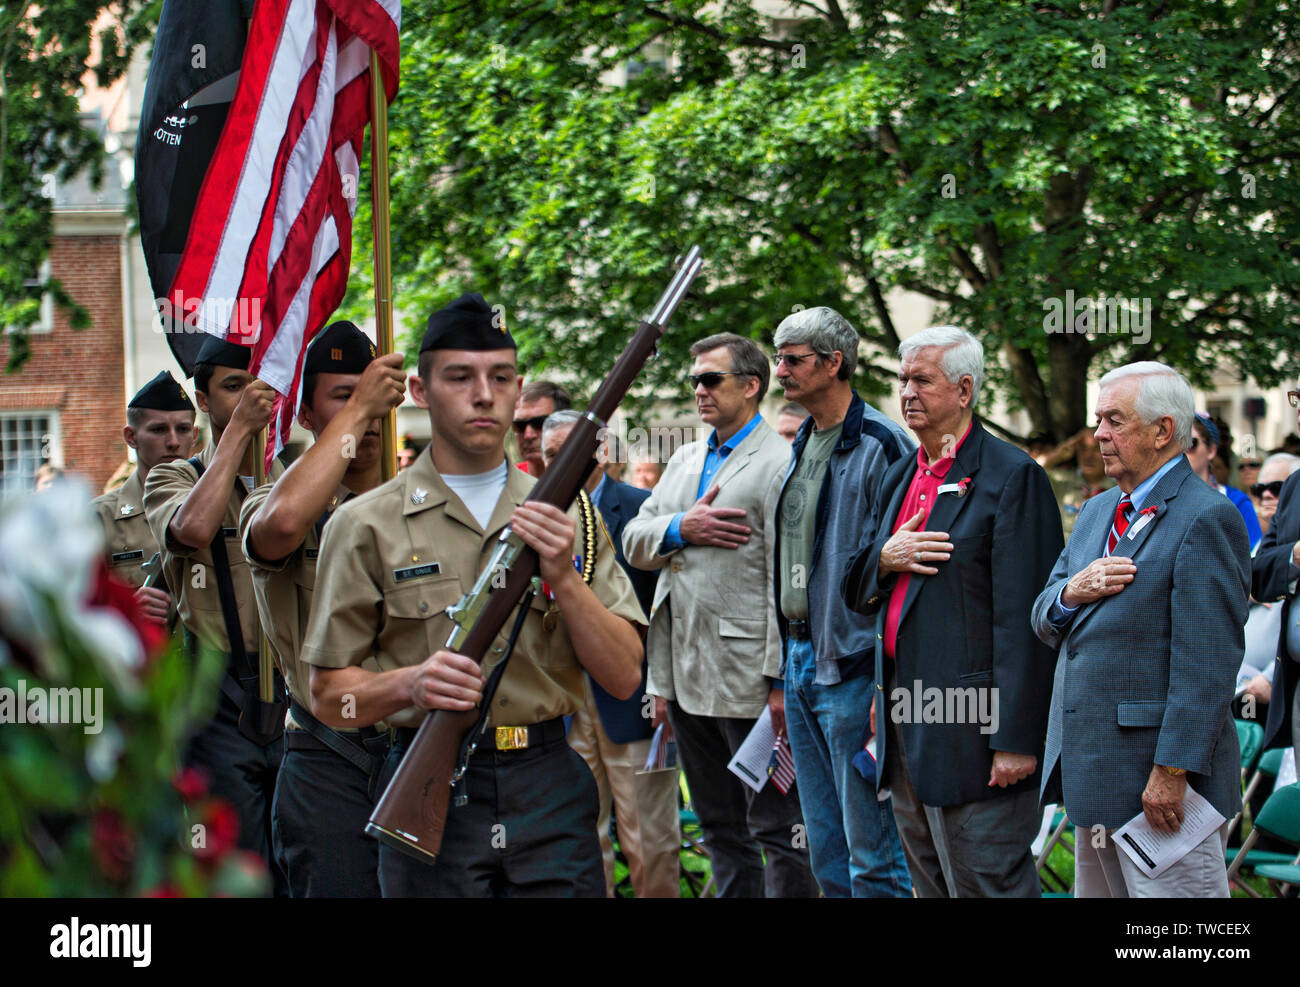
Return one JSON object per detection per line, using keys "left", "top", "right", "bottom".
{"left": 1189, "top": 436, "right": 1199, "bottom": 450}
{"left": 772, "top": 351, "right": 819, "bottom": 369}
{"left": 1240, "top": 461, "right": 1263, "bottom": 470}
{"left": 512, "top": 415, "right": 548, "bottom": 433}
{"left": 1252, "top": 481, "right": 1285, "bottom": 498}
{"left": 689, "top": 371, "right": 749, "bottom": 390}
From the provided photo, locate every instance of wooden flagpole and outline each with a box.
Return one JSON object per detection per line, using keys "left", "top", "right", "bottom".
{"left": 369, "top": 49, "right": 397, "bottom": 482}
{"left": 253, "top": 427, "right": 274, "bottom": 703}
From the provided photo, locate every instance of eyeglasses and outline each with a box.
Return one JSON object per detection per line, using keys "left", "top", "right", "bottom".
{"left": 1252, "top": 481, "right": 1285, "bottom": 498}
{"left": 689, "top": 371, "right": 749, "bottom": 390}
{"left": 512, "top": 415, "right": 548, "bottom": 434}
{"left": 772, "top": 351, "right": 819, "bottom": 369}
{"left": 1289, "top": 390, "right": 1300, "bottom": 408}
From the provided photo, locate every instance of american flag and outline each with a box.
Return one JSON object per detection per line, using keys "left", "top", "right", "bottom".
{"left": 167, "top": 0, "right": 400, "bottom": 464}
{"left": 768, "top": 734, "right": 797, "bottom": 795}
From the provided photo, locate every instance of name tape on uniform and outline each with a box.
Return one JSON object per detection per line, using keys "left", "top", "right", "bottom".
{"left": 393, "top": 562, "right": 441, "bottom": 582}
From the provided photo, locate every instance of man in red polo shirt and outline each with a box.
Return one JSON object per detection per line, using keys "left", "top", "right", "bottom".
{"left": 845, "top": 326, "right": 1062, "bottom": 897}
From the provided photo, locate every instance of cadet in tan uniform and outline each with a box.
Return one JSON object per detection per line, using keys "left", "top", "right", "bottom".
{"left": 92, "top": 371, "right": 196, "bottom": 625}
{"left": 240, "top": 321, "right": 405, "bottom": 897}
{"left": 301, "top": 293, "right": 647, "bottom": 897}
{"left": 143, "top": 335, "right": 286, "bottom": 894}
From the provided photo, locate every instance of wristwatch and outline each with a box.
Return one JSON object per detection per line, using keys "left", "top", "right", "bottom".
{"left": 1159, "top": 764, "right": 1186, "bottom": 777}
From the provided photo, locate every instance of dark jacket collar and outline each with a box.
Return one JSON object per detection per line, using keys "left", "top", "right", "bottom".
{"left": 790, "top": 390, "right": 867, "bottom": 459}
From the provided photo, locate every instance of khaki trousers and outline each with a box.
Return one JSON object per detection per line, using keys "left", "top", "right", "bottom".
{"left": 568, "top": 676, "right": 681, "bottom": 897}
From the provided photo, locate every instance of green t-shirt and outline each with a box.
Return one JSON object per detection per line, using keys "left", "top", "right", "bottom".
{"left": 778, "top": 422, "right": 842, "bottom": 621}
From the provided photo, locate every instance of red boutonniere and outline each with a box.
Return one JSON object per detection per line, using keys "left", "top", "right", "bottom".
{"left": 956, "top": 476, "right": 973, "bottom": 497}
{"left": 1139, "top": 505, "right": 1160, "bottom": 517}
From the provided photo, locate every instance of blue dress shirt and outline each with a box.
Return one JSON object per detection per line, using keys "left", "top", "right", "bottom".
{"left": 659, "top": 413, "right": 764, "bottom": 554}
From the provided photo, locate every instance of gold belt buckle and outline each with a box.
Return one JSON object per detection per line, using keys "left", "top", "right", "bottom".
{"left": 495, "top": 725, "right": 529, "bottom": 751}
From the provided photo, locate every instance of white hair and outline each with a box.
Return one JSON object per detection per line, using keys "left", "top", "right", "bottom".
{"left": 1261, "top": 452, "right": 1300, "bottom": 477}
{"left": 541, "top": 409, "right": 583, "bottom": 444}
{"left": 897, "top": 326, "right": 985, "bottom": 408}
{"left": 1096, "top": 361, "right": 1195, "bottom": 450}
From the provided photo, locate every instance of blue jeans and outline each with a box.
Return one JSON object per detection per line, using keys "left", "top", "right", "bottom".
{"left": 783, "top": 637, "right": 912, "bottom": 897}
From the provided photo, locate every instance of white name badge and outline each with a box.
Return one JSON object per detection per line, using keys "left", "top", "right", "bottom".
{"left": 1126, "top": 512, "right": 1154, "bottom": 539}
{"left": 936, "top": 482, "right": 964, "bottom": 496}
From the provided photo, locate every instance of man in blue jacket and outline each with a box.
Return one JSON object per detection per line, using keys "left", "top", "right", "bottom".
{"left": 773, "top": 307, "right": 913, "bottom": 897}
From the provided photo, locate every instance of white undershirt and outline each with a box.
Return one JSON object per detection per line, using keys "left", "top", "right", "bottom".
{"left": 441, "top": 460, "right": 509, "bottom": 529}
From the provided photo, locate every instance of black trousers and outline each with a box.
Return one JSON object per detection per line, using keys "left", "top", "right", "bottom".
{"left": 377, "top": 728, "right": 605, "bottom": 898}
{"left": 271, "top": 734, "right": 386, "bottom": 898}
{"left": 668, "top": 700, "right": 819, "bottom": 898}
{"left": 184, "top": 693, "right": 286, "bottom": 896}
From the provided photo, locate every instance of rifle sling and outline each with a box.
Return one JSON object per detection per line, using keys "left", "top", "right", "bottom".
{"left": 188, "top": 455, "right": 255, "bottom": 679}
{"left": 288, "top": 697, "right": 384, "bottom": 779}
{"left": 455, "top": 587, "right": 535, "bottom": 776}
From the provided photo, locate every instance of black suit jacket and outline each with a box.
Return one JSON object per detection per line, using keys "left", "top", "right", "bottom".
{"left": 591, "top": 478, "right": 658, "bottom": 743}
{"left": 843, "top": 419, "right": 1064, "bottom": 807}
{"left": 1252, "top": 470, "right": 1300, "bottom": 749}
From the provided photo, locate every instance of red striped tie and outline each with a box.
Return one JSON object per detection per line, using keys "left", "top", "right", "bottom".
{"left": 1105, "top": 495, "right": 1133, "bottom": 555}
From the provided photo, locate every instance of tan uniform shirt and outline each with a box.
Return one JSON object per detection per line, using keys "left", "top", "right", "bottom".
{"left": 144, "top": 442, "right": 284, "bottom": 655}
{"left": 300, "top": 449, "right": 647, "bottom": 729}
{"left": 91, "top": 469, "right": 158, "bottom": 589}
{"left": 240, "top": 479, "right": 382, "bottom": 730}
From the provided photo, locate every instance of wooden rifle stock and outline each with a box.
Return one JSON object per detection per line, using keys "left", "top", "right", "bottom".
{"left": 366, "top": 247, "right": 703, "bottom": 864}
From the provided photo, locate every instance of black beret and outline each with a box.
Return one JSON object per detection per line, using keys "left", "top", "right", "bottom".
{"left": 128, "top": 370, "right": 195, "bottom": 412}
{"left": 193, "top": 334, "right": 252, "bottom": 373}
{"left": 304, "top": 321, "right": 376, "bottom": 375}
{"left": 420, "top": 292, "right": 516, "bottom": 353}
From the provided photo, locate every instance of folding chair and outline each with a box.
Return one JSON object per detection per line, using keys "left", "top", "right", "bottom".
{"left": 1236, "top": 719, "right": 1264, "bottom": 780}
{"left": 677, "top": 777, "right": 715, "bottom": 898}
{"left": 1225, "top": 720, "right": 1267, "bottom": 843}
{"left": 1035, "top": 805, "right": 1074, "bottom": 895}
{"left": 1226, "top": 782, "right": 1300, "bottom": 898}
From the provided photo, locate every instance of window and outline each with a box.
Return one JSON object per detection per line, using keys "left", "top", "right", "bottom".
{"left": 4, "top": 258, "right": 54, "bottom": 336}
{"left": 626, "top": 41, "right": 669, "bottom": 79}
{"left": 0, "top": 411, "right": 60, "bottom": 498}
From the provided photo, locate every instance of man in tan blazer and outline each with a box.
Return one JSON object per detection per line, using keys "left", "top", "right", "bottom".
{"left": 623, "top": 332, "right": 818, "bottom": 898}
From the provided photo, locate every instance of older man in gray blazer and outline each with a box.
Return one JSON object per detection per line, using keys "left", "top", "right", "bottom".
{"left": 1031, "top": 361, "right": 1249, "bottom": 898}
{"left": 623, "top": 332, "right": 817, "bottom": 898}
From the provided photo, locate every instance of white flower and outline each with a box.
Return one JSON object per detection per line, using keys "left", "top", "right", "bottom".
{"left": 0, "top": 482, "right": 142, "bottom": 695}
{"left": 86, "top": 723, "right": 125, "bottom": 782}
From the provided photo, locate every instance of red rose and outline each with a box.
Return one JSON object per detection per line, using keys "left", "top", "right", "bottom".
{"left": 90, "top": 561, "right": 168, "bottom": 659}
{"left": 192, "top": 799, "right": 240, "bottom": 864}
{"left": 91, "top": 808, "right": 135, "bottom": 883}
{"left": 173, "top": 767, "right": 209, "bottom": 804}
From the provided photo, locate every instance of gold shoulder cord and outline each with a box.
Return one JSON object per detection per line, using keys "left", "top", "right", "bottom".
{"left": 576, "top": 489, "right": 598, "bottom": 585}
{"left": 543, "top": 490, "right": 599, "bottom": 633}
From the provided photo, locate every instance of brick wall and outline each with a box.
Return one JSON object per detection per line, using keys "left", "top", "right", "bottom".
{"left": 0, "top": 234, "right": 125, "bottom": 494}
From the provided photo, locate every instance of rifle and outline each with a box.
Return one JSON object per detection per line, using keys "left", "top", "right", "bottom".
{"left": 366, "top": 246, "right": 704, "bottom": 864}
{"left": 140, "top": 551, "right": 164, "bottom": 589}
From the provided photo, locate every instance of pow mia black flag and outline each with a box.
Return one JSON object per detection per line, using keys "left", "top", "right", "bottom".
{"left": 134, "top": 0, "right": 253, "bottom": 377}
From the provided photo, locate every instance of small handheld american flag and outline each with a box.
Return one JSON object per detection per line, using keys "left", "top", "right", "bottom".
{"left": 768, "top": 735, "right": 797, "bottom": 794}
